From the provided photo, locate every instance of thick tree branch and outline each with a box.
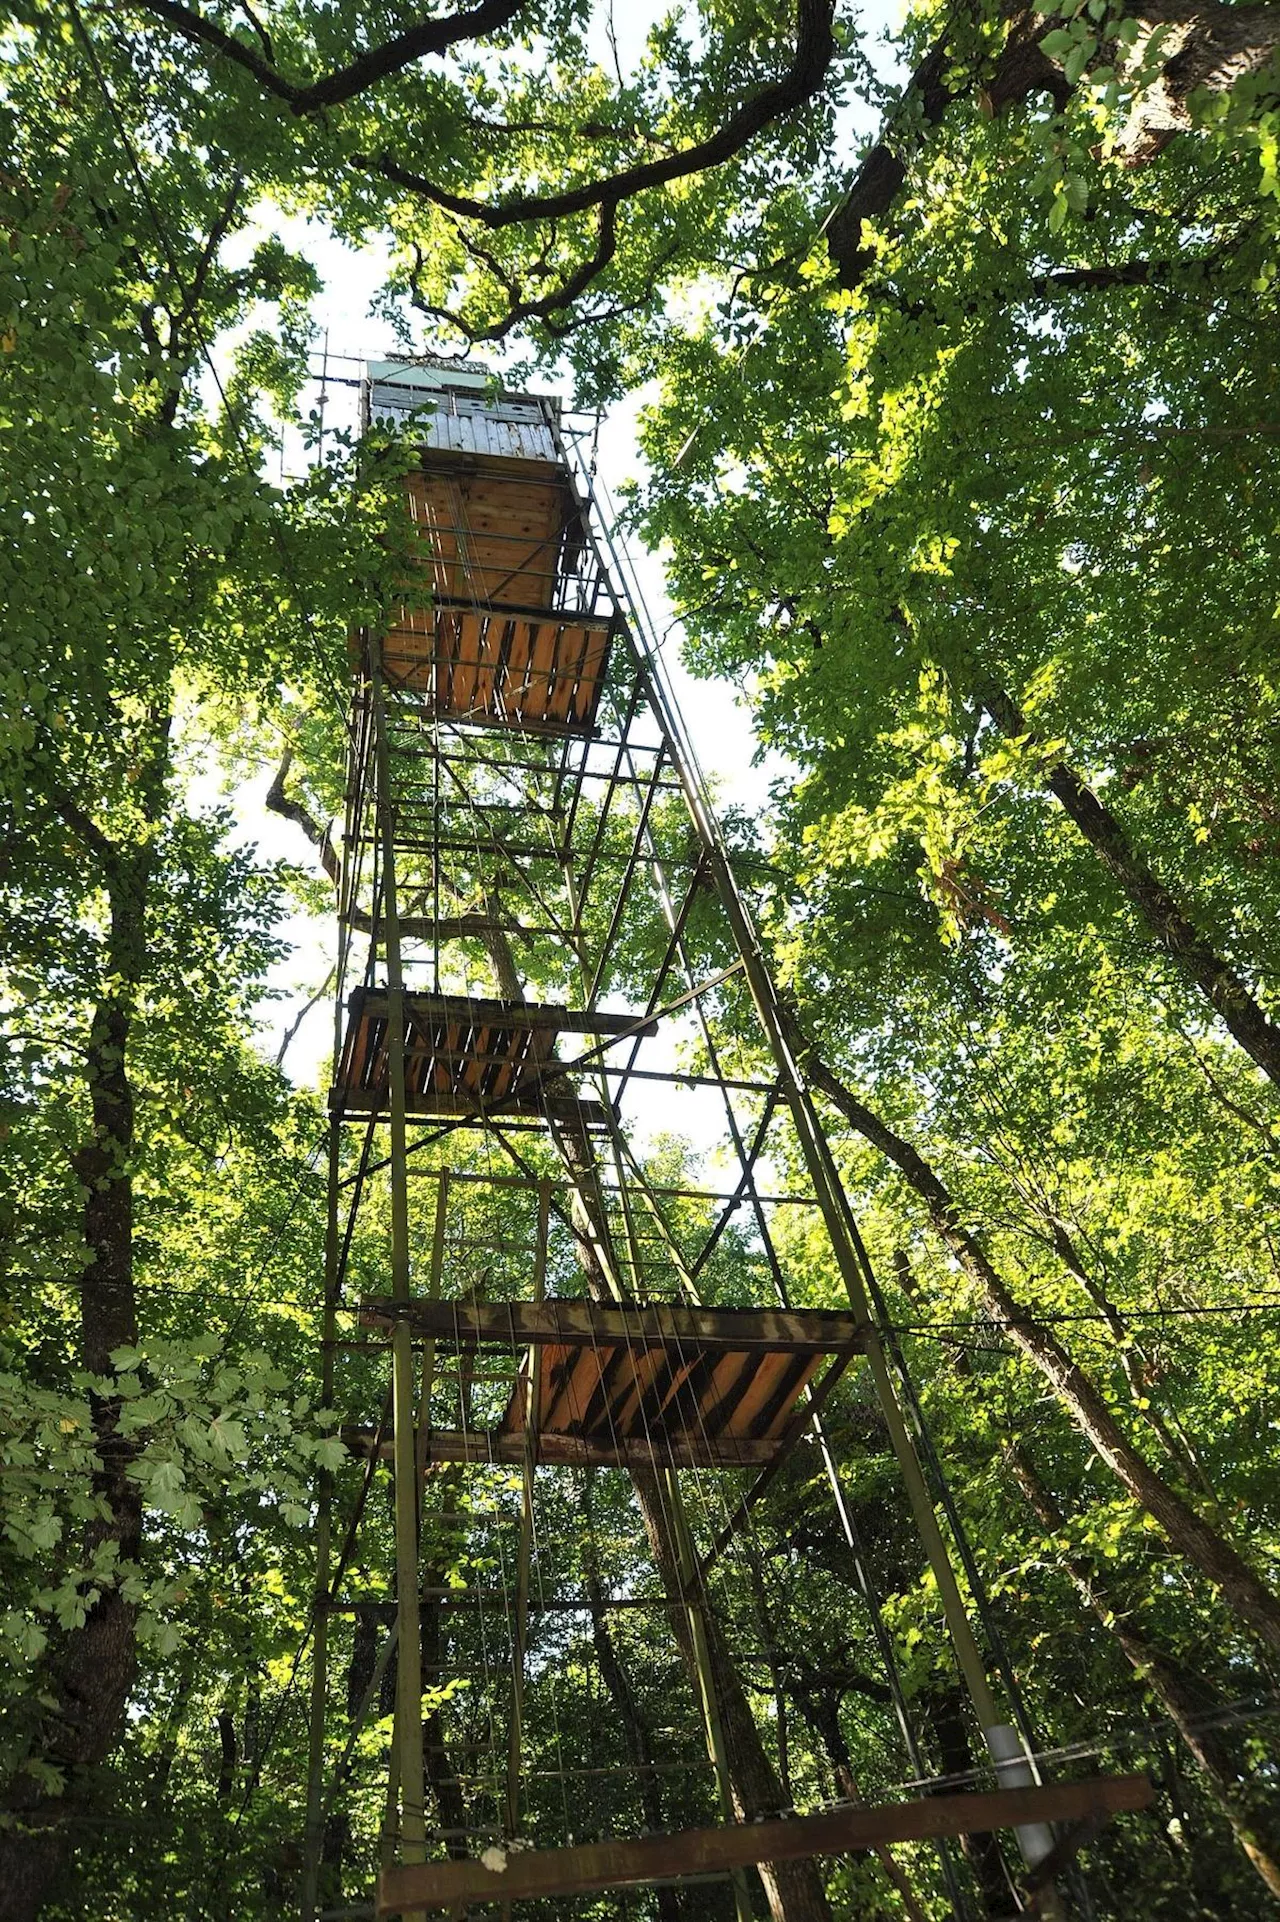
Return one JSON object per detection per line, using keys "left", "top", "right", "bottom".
{"left": 775, "top": 997, "right": 1280, "bottom": 1660}
{"left": 981, "top": 683, "right": 1280, "bottom": 1090}
{"left": 403, "top": 200, "right": 662, "bottom": 345}
{"left": 274, "top": 966, "right": 335, "bottom": 1069}
{"left": 49, "top": 787, "right": 118, "bottom": 870}
{"left": 827, "top": 0, "right": 1280, "bottom": 286}
{"left": 131, "top": 0, "right": 526, "bottom": 113}
{"left": 357, "top": 0, "right": 837, "bottom": 227}
{"left": 265, "top": 746, "right": 340, "bottom": 885}
{"left": 180, "top": 177, "right": 243, "bottom": 318}
{"left": 825, "top": 35, "right": 964, "bottom": 287}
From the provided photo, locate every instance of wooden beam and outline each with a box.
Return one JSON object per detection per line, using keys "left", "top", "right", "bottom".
{"left": 354, "top": 992, "right": 656, "bottom": 1038}
{"left": 331, "top": 1092, "right": 610, "bottom": 1127}
{"left": 376, "top": 1776, "right": 1153, "bottom": 1914}
{"left": 346, "top": 1426, "right": 782, "bottom": 1471}
{"left": 357, "top": 1298, "right": 866, "bottom": 1356}
{"left": 428, "top": 595, "right": 612, "bottom": 631}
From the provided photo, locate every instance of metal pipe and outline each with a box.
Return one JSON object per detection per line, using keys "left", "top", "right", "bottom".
{"left": 300, "top": 1119, "right": 342, "bottom": 1922}
{"left": 371, "top": 631, "right": 428, "bottom": 1910}
{"left": 661, "top": 1467, "right": 755, "bottom": 1922}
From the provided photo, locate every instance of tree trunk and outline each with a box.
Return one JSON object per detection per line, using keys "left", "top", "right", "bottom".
{"left": 216, "top": 1709, "right": 238, "bottom": 1803}
{"left": 787, "top": 1683, "right": 931, "bottom": 1922}
{"left": 827, "top": 0, "right": 1280, "bottom": 282}
{"left": 628, "top": 1465, "right": 834, "bottom": 1922}
{"left": 0, "top": 712, "right": 171, "bottom": 1921}
{"left": 1036, "top": 1214, "right": 1219, "bottom": 1501}
{"left": 923, "top": 1684, "right": 1020, "bottom": 1919}
{"left": 1010, "top": 1451, "right": 1280, "bottom": 1898}
{"left": 548, "top": 1114, "right": 831, "bottom": 1922}
{"left": 0, "top": 837, "right": 153, "bottom": 1922}
{"left": 780, "top": 1004, "right": 1280, "bottom": 1662}
{"left": 582, "top": 1478, "right": 684, "bottom": 1922}
{"left": 147, "top": 1652, "right": 195, "bottom": 1816}
{"left": 982, "top": 683, "right": 1280, "bottom": 1088}
{"left": 420, "top": 1473, "right": 470, "bottom": 1861}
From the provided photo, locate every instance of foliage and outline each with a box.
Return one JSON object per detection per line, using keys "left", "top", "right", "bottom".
{"left": 6, "top": 0, "right": 1280, "bottom": 1915}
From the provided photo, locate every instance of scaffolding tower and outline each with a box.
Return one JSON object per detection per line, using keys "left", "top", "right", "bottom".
{"left": 299, "top": 359, "right": 1149, "bottom": 1920}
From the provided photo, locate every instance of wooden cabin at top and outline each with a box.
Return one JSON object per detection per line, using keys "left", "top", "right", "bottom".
{"left": 368, "top": 361, "right": 614, "bottom": 734}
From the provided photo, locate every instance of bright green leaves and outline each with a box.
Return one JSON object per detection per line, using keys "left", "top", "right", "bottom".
{"left": 625, "top": 37, "right": 1280, "bottom": 1907}
{"left": 798, "top": 668, "right": 1000, "bottom": 946}
{"left": 0, "top": 1329, "right": 340, "bottom": 1686}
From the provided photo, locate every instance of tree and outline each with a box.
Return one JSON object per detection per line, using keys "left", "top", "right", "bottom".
{"left": 0, "top": 18, "right": 362, "bottom": 1909}
{"left": 9, "top": 0, "right": 1280, "bottom": 1911}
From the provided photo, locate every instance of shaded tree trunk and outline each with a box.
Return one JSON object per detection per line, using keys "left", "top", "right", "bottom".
{"left": 216, "top": 1709, "right": 238, "bottom": 1803}
{"left": 779, "top": 1003, "right": 1280, "bottom": 1662}
{"left": 0, "top": 768, "right": 163, "bottom": 1920}
{"left": 982, "top": 683, "right": 1280, "bottom": 1089}
{"left": 786, "top": 1680, "right": 931, "bottom": 1922}
{"left": 628, "top": 1465, "right": 833, "bottom": 1922}
{"left": 419, "top": 1582, "right": 469, "bottom": 1856}
{"left": 582, "top": 1477, "right": 683, "bottom": 1922}
{"left": 923, "top": 1683, "right": 1020, "bottom": 1919}
{"left": 147, "top": 1651, "right": 195, "bottom": 1816}
{"left": 1011, "top": 1451, "right": 1280, "bottom": 1899}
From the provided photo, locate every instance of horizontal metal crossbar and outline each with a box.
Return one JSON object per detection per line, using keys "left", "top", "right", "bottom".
{"left": 376, "top": 1775, "right": 1154, "bottom": 1914}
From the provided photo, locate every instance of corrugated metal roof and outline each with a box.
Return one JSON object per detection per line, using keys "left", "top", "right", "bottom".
{"left": 367, "top": 363, "right": 558, "bottom": 462}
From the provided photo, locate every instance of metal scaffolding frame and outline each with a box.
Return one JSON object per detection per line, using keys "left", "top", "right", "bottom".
{"left": 297, "top": 365, "right": 1147, "bottom": 1922}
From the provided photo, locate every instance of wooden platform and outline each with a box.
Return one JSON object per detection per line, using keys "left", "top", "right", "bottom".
{"left": 383, "top": 605, "right": 612, "bottom": 734}
{"left": 355, "top": 1299, "right": 863, "bottom": 1470}
{"left": 330, "top": 992, "right": 639, "bottom": 1123}
{"left": 376, "top": 1773, "right": 1154, "bottom": 1914}
{"left": 384, "top": 456, "right": 613, "bottom": 732}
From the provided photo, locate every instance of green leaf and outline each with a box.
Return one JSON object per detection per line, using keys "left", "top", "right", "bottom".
{"left": 1064, "top": 35, "right": 1096, "bottom": 83}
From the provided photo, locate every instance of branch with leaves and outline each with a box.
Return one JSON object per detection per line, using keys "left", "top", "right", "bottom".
{"left": 128, "top": 0, "right": 527, "bottom": 112}
{"left": 826, "top": 0, "right": 1280, "bottom": 284}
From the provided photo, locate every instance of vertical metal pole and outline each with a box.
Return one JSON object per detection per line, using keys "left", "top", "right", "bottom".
{"left": 300, "top": 1119, "right": 341, "bottom": 1922}
{"left": 694, "top": 833, "right": 1006, "bottom": 1729}
{"left": 810, "top": 1411, "right": 973, "bottom": 1918}
{"left": 416, "top": 1170, "right": 451, "bottom": 1481}
{"left": 624, "top": 598, "right": 1008, "bottom": 1714}
{"left": 507, "top": 1178, "right": 550, "bottom": 1834}
{"left": 380, "top": 1743, "right": 402, "bottom": 1877}
{"left": 371, "top": 632, "right": 427, "bottom": 1906}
